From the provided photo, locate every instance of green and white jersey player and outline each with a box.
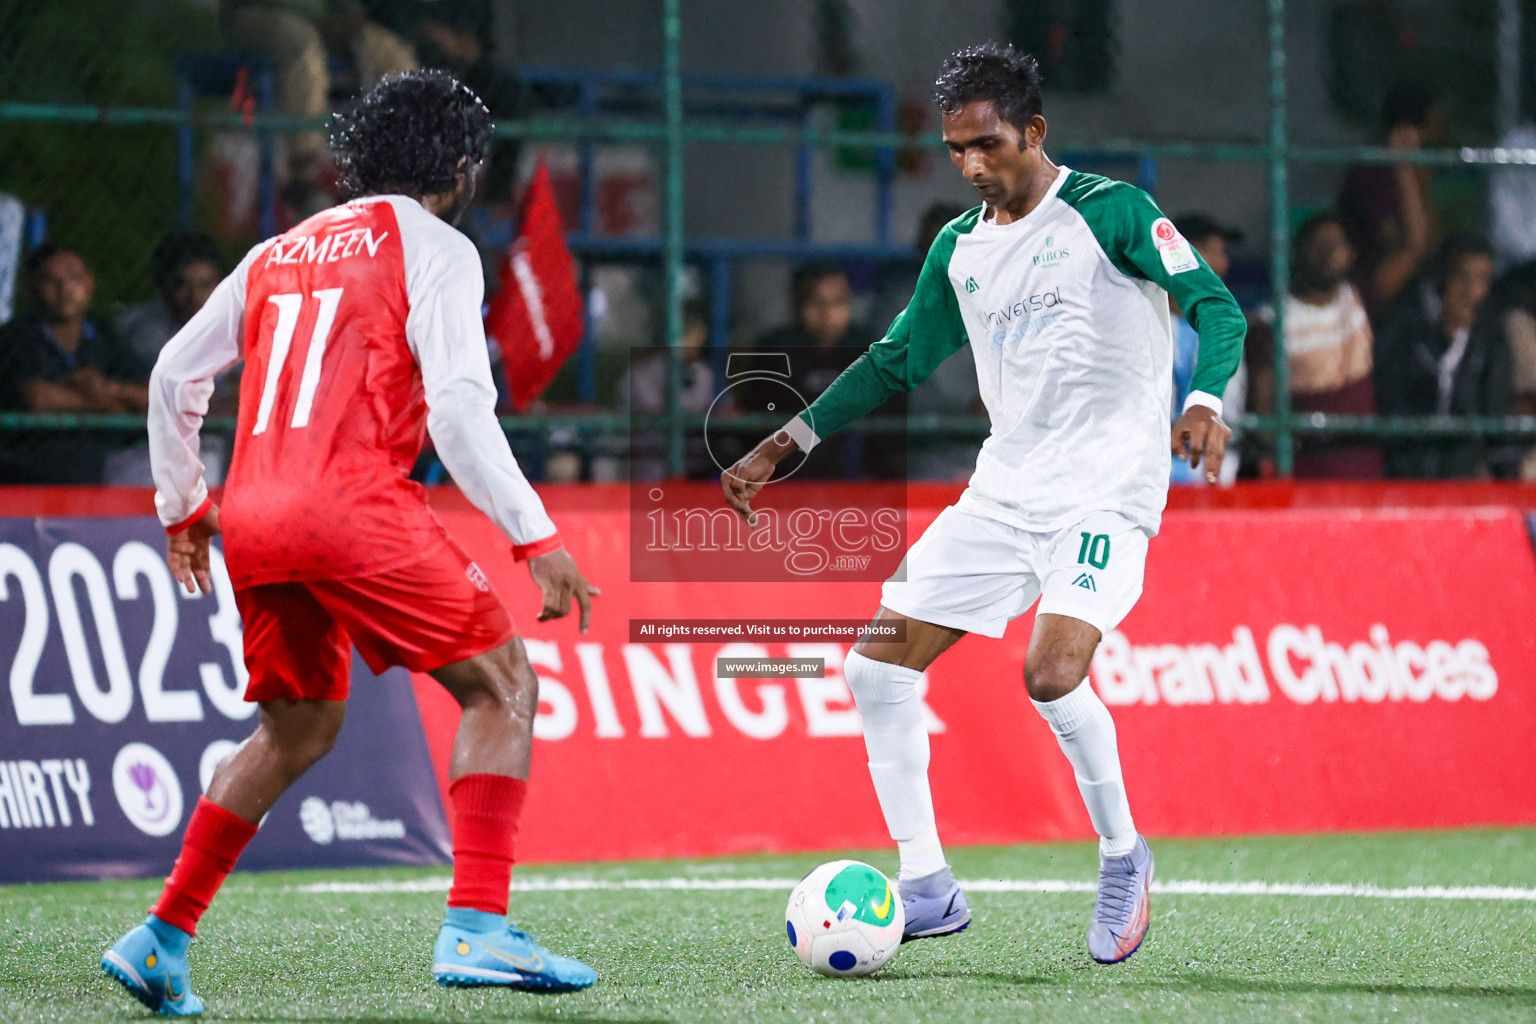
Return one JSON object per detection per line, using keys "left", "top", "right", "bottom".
{"left": 723, "top": 44, "right": 1244, "bottom": 965}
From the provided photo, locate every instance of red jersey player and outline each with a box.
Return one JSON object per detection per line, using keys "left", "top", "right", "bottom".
{"left": 101, "top": 72, "right": 600, "bottom": 1015}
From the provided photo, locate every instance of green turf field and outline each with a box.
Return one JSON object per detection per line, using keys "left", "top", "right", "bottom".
{"left": 4, "top": 828, "right": 1535, "bottom": 1024}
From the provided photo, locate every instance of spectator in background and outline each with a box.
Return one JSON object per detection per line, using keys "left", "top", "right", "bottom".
{"left": 0, "top": 245, "right": 148, "bottom": 482}
{"left": 1248, "top": 213, "right": 1383, "bottom": 478}
{"left": 1373, "top": 235, "right": 1509, "bottom": 478}
{"left": 754, "top": 262, "right": 875, "bottom": 431}
{"left": 1495, "top": 267, "right": 1536, "bottom": 479}
{"left": 624, "top": 300, "right": 716, "bottom": 417}
{"left": 113, "top": 232, "right": 235, "bottom": 485}
{"left": 752, "top": 263, "right": 897, "bottom": 478}
{"left": 756, "top": 262, "right": 874, "bottom": 354}
{"left": 221, "top": 0, "right": 417, "bottom": 211}
{"left": 1337, "top": 81, "right": 1440, "bottom": 317}
{"left": 1169, "top": 212, "right": 1246, "bottom": 485}
{"left": 117, "top": 232, "right": 223, "bottom": 366}
{"left": 623, "top": 301, "right": 719, "bottom": 481}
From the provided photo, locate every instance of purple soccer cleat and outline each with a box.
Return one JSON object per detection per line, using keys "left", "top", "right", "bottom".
{"left": 1088, "top": 834, "right": 1154, "bottom": 963}
{"left": 896, "top": 866, "right": 971, "bottom": 942}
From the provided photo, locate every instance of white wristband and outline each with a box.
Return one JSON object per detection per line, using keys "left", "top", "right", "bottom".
{"left": 779, "top": 415, "right": 821, "bottom": 454}
{"left": 1182, "top": 390, "right": 1223, "bottom": 417}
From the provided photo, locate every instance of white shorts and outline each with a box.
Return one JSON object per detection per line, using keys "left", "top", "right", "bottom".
{"left": 880, "top": 506, "right": 1150, "bottom": 639}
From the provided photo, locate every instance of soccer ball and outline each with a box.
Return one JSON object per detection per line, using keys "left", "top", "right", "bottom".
{"left": 784, "top": 860, "right": 904, "bottom": 977}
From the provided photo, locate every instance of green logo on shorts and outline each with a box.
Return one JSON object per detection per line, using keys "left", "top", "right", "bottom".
{"left": 1072, "top": 572, "right": 1097, "bottom": 591}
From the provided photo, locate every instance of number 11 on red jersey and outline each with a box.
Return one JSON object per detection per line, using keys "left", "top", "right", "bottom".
{"left": 252, "top": 287, "right": 344, "bottom": 436}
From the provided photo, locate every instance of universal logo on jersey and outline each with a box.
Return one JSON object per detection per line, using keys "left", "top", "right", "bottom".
{"left": 984, "top": 287, "right": 1067, "bottom": 345}
{"left": 1032, "top": 235, "right": 1070, "bottom": 269}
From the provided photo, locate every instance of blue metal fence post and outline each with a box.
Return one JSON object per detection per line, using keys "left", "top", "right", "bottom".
{"left": 255, "top": 67, "right": 278, "bottom": 240}
{"left": 709, "top": 255, "right": 731, "bottom": 350}
{"left": 874, "top": 84, "right": 895, "bottom": 248}
{"left": 662, "top": 0, "right": 686, "bottom": 477}
{"left": 177, "top": 79, "right": 195, "bottom": 230}
{"left": 1268, "top": 0, "right": 1292, "bottom": 477}
{"left": 795, "top": 105, "right": 813, "bottom": 241}
{"left": 575, "top": 80, "right": 599, "bottom": 405}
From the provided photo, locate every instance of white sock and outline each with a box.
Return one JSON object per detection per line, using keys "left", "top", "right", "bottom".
{"left": 844, "top": 650, "right": 947, "bottom": 880}
{"left": 896, "top": 824, "right": 946, "bottom": 881}
{"left": 1032, "top": 678, "right": 1138, "bottom": 859}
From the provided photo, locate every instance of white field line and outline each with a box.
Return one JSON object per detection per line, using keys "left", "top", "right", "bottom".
{"left": 292, "top": 876, "right": 1536, "bottom": 902}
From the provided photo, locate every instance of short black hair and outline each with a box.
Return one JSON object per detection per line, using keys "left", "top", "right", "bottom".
{"left": 932, "top": 43, "right": 1043, "bottom": 132}
{"left": 24, "top": 242, "right": 85, "bottom": 279}
{"left": 1434, "top": 233, "right": 1493, "bottom": 289}
{"left": 330, "top": 69, "right": 493, "bottom": 200}
{"left": 150, "top": 232, "right": 222, "bottom": 294}
{"left": 1292, "top": 210, "right": 1343, "bottom": 251}
{"left": 791, "top": 261, "right": 848, "bottom": 311}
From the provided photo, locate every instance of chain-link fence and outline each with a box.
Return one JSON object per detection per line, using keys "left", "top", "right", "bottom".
{"left": 1, "top": 0, "right": 1535, "bottom": 485}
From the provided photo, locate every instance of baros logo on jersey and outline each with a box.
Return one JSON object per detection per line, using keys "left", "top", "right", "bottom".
{"left": 1150, "top": 217, "right": 1200, "bottom": 275}
{"left": 1032, "top": 234, "right": 1070, "bottom": 269}
{"left": 299, "top": 795, "right": 406, "bottom": 845}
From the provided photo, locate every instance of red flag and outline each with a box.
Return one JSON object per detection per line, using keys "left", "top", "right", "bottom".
{"left": 486, "top": 161, "right": 583, "bottom": 411}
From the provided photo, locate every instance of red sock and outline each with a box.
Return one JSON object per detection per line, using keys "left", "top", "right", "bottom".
{"left": 150, "top": 797, "right": 259, "bottom": 936}
{"left": 447, "top": 773, "right": 527, "bottom": 915}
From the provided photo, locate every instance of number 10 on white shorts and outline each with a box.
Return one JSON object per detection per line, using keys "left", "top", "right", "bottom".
{"left": 880, "top": 506, "right": 1150, "bottom": 639}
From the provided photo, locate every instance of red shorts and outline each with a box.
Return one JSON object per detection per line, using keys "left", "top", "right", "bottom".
{"left": 235, "top": 539, "right": 515, "bottom": 702}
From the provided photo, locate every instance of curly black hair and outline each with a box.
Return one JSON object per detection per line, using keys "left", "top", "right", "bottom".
{"left": 932, "top": 43, "right": 1043, "bottom": 132}
{"left": 329, "top": 69, "right": 493, "bottom": 200}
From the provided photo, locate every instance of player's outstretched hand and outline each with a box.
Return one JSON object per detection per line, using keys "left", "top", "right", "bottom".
{"left": 167, "top": 505, "right": 221, "bottom": 595}
{"left": 722, "top": 430, "right": 799, "bottom": 526}
{"left": 1171, "top": 406, "right": 1232, "bottom": 484}
{"left": 528, "top": 547, "right": 600, "bottom": 633}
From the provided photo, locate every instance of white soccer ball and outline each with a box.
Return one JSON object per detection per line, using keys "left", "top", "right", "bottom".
{"left": 784, "top": 860, "right": 904, "bottom": 977}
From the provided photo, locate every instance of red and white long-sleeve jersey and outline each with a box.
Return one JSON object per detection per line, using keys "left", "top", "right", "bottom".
{"left": 148, "top": 195, "right": 559, "bottom": 588}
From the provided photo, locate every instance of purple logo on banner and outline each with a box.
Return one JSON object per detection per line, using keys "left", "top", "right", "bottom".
{"left": 0, "top": 516, "right": 450, "bottom": 883}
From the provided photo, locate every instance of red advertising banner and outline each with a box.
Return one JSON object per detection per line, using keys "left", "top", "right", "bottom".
{"left": 5, "top": 486, "right": 1535, "bottom": 870}
{"left": 414, "top": 487, "right": 1536, "bottom": 863}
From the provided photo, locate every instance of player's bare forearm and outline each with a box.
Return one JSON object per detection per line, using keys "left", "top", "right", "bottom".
{"left": 721, "top": 428, "right": 801, "bottom": 525}
{"left": 166, "top": 505, "right": 221, "bottom": 595}
{"left": 527, "top": 546, "right": 600, "bottom": 633}
{"left": 1171, "top": 407, "right": 1231, "bottom": 484}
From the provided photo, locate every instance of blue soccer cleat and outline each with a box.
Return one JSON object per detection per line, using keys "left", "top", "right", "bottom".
{"left": 1089, "top": 834, "right": 1155, "bottom": 964}
{"left": 101, "top": 915, "right": 204, "bottom": 1017}
{"left": 433, "top": 907, "right": 597, "bottom": 992}
{"left": 896, "top": 865, "right": 972, "bottom": 942}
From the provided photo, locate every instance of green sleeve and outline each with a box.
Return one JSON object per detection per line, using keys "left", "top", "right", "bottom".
{"left": 1062, "top": 174, "right": 1246, "bottom": 401}
{"left": 794, "top": 209, "right": 979, "bottom": 444}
